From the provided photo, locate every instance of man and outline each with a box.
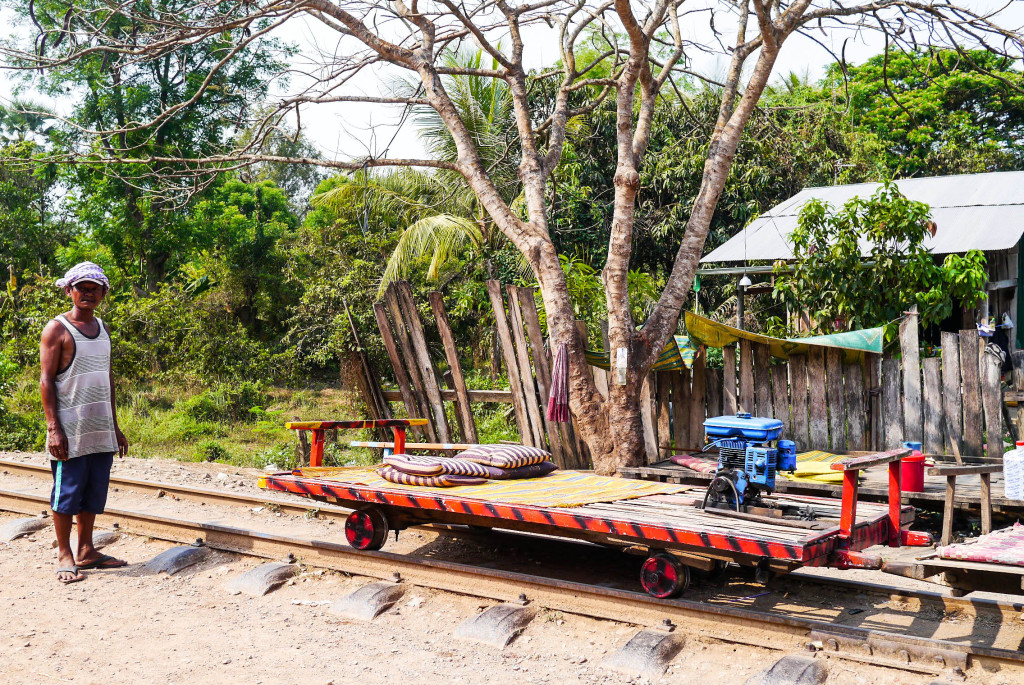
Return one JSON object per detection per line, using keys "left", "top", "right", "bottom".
{"left": 39, "top": 262, "right": 129, "bottom": 584}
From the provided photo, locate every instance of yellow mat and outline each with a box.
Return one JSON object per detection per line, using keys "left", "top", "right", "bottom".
{"left": 292, "top": 466, "right": 686, "bottom": 508}
{"left": 780, "top": 451, "right": 853, "bottom": 484}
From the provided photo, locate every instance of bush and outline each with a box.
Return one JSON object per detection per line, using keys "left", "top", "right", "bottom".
{"left": 178, "top": 381, "right": 268, "bottom": 423}
{"left": 253, "top": 442, "right": 299, "bottom": 470}
{"left": 194, "top": 439, "right": 229, "bottom": 462}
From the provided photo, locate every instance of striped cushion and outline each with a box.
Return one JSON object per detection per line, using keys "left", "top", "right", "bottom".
{"left": 488, "top": 460, "right": 558, "bottom": 480}
{"left": 384, "top": 454, "right": 445, "bottom": 476}
{"left": 439, "top": 459, "right": 496, "bottom": 478}
{"left": 378, "top": 466, "right": 486, "bottom": 487}
{"left": 457, "top": 444, "right": 552, "bottom": 469}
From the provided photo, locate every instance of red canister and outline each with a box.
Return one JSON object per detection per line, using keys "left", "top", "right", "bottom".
{"left": 901, "top": 441, "right": 926, "bottom": 493}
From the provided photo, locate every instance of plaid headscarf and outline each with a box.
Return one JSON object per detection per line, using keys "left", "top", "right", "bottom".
{"left": 55, "top": 262, "right": 110, "bottom": 290}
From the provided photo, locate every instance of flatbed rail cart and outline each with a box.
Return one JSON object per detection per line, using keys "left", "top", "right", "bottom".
{"left": 259, "top": 419, "right": 932, "bottom": 598}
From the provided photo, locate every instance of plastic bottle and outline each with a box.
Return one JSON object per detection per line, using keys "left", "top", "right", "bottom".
{"left": 1004, "top": 440, "right": 1024, "bottom": 501}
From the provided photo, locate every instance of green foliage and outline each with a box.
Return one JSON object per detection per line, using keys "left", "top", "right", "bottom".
{"left": 177, "top": 382, "right": 268, "bottom": 424}
{"left": 774, "top": 183, "right": 987, "bottom": 334}
{"left": 827, "top": 50, "right": 1024, "bottom": 176}
{"left": 194, "top": 439, "right": 229, "bottom": 463}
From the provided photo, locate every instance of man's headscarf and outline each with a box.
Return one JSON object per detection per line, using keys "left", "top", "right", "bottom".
{"left": 55, "top": 262, "right": 110, "bottom": 290}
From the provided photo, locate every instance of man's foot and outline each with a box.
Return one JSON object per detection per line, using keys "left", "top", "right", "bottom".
{"left": 57, "top": 566, "right": 84, "bottom": 584}
{"left": 76, "top": 553, "right": 127, "bottom": 570}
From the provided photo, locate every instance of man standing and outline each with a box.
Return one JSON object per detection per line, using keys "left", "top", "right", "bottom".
{"left": 39, "top": 262, "right": 129, "bottom": 584}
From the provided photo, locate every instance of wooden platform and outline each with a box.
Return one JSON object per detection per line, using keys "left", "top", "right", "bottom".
{"left": 619, "top": 459, "right": 1020, "bottom": 512}
{"left": 259, "top": 470, "right": 911, "bottom": 571}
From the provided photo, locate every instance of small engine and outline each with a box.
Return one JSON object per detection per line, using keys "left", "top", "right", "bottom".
{"left": 702, "top": 412, "right": 797, "bottom": 508}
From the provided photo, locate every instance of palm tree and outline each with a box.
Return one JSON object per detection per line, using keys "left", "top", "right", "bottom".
{"left": 311, "top": 48, "right": 524, "bottom": 296}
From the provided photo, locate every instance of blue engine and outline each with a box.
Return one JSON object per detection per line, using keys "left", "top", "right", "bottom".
{"left": 702, "top": 413, "right": 797, "bottom": 507}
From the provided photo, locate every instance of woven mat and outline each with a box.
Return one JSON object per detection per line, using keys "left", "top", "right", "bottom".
{"left": 937, "top": 523, "right": 1024, "bottom": 567}
{"left": 292, "top": 466, "right": 686, "bottom": 508}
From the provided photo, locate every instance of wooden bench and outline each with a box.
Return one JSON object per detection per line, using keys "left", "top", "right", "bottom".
{"left": 286, "top": 419, "right": 429, "bottom": 467}
{"left": 831, "top": 448, "right": 914, "bottom": 545}
{"left": 927, "top": 463, "right": 1001, "bottom": 545}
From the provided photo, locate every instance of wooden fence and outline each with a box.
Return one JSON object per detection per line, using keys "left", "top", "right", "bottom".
{"left": 638, "top": 312, "right": 1007, "bottom": 464}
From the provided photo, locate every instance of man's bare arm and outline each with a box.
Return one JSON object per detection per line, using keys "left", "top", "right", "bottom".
{"left": 39, "top": 321, "right": 68, "bottom": 461}
{"left": 103, "top": 321, "right": 128, "bottom": 457}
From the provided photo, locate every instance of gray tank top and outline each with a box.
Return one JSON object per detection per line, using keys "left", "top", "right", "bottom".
{"left": 48, "top": 315, "right": 117, "bottom": 460}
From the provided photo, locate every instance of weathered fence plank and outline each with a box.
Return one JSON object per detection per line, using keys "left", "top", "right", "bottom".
{"left": 922, "top": 357, "right": 943, "bottom": 456}
{"left": 770, "top": 365, "right": 788, "bottom": 428}
{"left": 396, "top": 282, "right": 452, "bottom": 443}
{"left": 940, "top": 332, "right": 963, "bottom": 461}
{"left": 515, "top": 287, "right": 566, "bottom": 464}
{"left": 826, "top": 349, "right": 846, "bottom": 452}
{"left": 505, "top": 285, "right": 545, "bottom": 447}
{"left": 738, "top": 339, "right": 754, "bottom": 413}
{"left": 371, "top": 303, "right": 424, "bottom": 437}
{"left": 384, "top": 287, "right": 438, "bottom": 442}
{"left": 640, "top": 375, "right": 658, "bottom": 463}
{"left": 656, "top": 372, "right": 672, "bottom": 457}
{"left": 722, "top": 345, "right": 738, "bottom": 415}
{"left": 807, "top": 348, "right": 829, "bottom": 450}
{"left": 867, "top": 355, "right": 881, "bottom": 450}
{"left": 486, "top": 281, "right": 534, "bottom": 446}
{"left": 900, "top": 308, "right": 923, "bottom": 444}
{"left": 982, "top": 351, "right": 1004, "bottom": 458}
{"left": 960, "top": 329, "right": 983, "bottom": 457}
{"left": 882, "top": 355, "right": 903, "bottom": 449}
{"left": 753, "top": 343, "right": 772, "bottom": 418}
{"left": 706, "top": 368, "right": 723, "bottom": 420}
{"left": 428, "top": 292, "right": 478, "bottom": 443}
{"left": 672, "top": 369, "right": 690, "bottom": 450}
{"left": 689, "top": 352, "right": 707, "bottom": 444}
{"left": 789, "top": 354, "right": 809, "bottom": 449}
{"left": 844, "top": 361, "right": 865, "bottom": 451}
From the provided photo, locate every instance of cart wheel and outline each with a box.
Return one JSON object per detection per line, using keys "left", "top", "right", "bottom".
{"left": 345, "top": 508, "right": 389, "bottom": 551}
{"left": 640, "top": 552, "right": 690, "bottom": 599}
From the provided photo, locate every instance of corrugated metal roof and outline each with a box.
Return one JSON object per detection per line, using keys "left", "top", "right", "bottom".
{"left": 701, "top": 171, "right": 1024, "bottom": 263}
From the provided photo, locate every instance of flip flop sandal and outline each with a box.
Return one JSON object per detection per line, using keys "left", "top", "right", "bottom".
{"left": 77, "top": 554, "right": 127, "bottom": 570}
{"left": 57, "top": 566, "right": 84, "bottom": 584}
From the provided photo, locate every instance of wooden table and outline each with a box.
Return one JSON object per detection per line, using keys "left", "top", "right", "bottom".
{"left": 286, "top": 419, "right": 429, "bottom": 466}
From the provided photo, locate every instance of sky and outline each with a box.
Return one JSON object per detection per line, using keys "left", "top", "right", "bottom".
{"left": 3, "top": 2, "right": 1024, "bottom": 166}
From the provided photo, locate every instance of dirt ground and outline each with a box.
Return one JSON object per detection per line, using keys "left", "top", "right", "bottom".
{"left": 1, "top": 451, "right": 1023, "bottom": 684}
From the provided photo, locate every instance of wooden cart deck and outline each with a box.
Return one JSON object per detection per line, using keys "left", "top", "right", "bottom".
{"left": 259, "top": 470, "right": 914, "bottom": 570}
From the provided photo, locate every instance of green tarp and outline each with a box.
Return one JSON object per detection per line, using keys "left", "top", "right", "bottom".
{"left": 584, "top": 312, "right": 884, "bottom": 370}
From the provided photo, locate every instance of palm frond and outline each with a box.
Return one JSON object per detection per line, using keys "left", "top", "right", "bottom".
{"left": 378, "top": 214, "right": 484, "bottom": 297}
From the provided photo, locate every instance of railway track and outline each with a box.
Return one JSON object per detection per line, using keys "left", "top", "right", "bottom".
{"left": 1, "top": 458, "right": 1022, "bottom": 678}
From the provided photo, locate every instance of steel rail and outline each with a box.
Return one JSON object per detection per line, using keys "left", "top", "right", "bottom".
{"left": 2, "top": 458, "right": 1021, "bottom": 618}
{"left": 0, "top": 486, "right": 1020, "bottom": 675}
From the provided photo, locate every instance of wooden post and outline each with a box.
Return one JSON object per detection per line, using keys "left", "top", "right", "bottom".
{"left": 396, "top": 282, "right": 452, "bottom": 443}
{"left": 960, "top": 329, "right": 983, "bottom": 457}
{"left": 486, "top": 280, "right": 534, "bottom": 446}
{"left": 942, "top": 475, "right": 957, "bottom": 546}
{"left": 826, "top": 349, "right": 846, "bottom": 452}
{"left": 921, "top": 357, "right": 943, "bottom": 456}
{"left": 900, "top": 307, "right": 923, "bottom": 444}
{"left": 722, "top": 345, "right": 738, "bottom": 415}
{"left": 672, "top": 369, "right": 690, "bottom": 450}
{"left": 980, "top": 472, "right": 993, "bottom": 535}
{"left": 789, "top": 354, "right": 809, "bottom": 450}
{"left": 738, "top": 339, "right": 754, "bottom": 413}
{"left": 372, "top": 302, "right": 427, "bottom": 439}
{"left": 753, "top": 343, "right": 772, "bottom": 418}
{"left": 844, "top": 361, "right": 866, "bottom": 452}
{"left": 516, "top": 287, "right": 566, "bottom": 465}
{"left": 428, "top": 292, "right": 478, "bottom": 444}
{"left": 505, "top": 285, "right": 546, "bottom": 448}
{"left": 941, "top": 332, "right": 964, "bottom": 462}
{"left": 981, "top": 350, "right": 1004, "bottom": 458}
{"left": 384, "top": 286, "right": 438, "bottom": 442}
{"left": 882, "top": 354, "right": 903, "bottom": 449}
{"left": 689, "top": 351, "right": 707, "bottom": 445}
{"left": 807, "top": 348, "right": 829, "bottom": 451}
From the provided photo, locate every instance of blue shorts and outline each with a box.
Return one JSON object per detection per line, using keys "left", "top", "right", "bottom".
{"left": 50, "top": 452, "right": 115, "bottom": 515}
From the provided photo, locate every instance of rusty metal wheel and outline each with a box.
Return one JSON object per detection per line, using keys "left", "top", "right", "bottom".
{"left": 345, "top": 508, "right": 389, "bottom": 551}
{"left": 640, "top": 552, "right": 690, "bottom": 599}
